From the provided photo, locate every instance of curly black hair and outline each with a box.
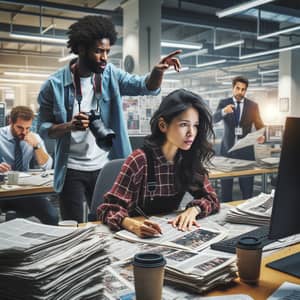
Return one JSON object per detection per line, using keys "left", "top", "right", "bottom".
{"left": 67, "top": 15, "right": 117, "bottom": 54}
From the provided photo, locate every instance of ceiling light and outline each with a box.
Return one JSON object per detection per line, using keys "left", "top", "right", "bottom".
{"left": 258, "top": 68, "right": 279, "bottom": 75}
{"left": 58, "top": 54, "right": 77, "bottom": 62}
{"left": 161, "top": 41, "right": 202, "bottom": 50}
{"left": 9, "top": 33, "right": 67, "bottom": 44}
{"left": 216, "top": 0, "right": 275, "bottom": 18}
{"left": 262, "top": 81, "right": 278, "bottom": 86}
{"left": 41, "top": 24, "right": 55, "bottom": 35}
{"left": 214, "top": 39, "right": 244, "bottom": 50}
{"left": 0, "top": 78, "right": 44, "bottom": 84}
{"left": 240, "top": 43, "right": 300, "bottom": 59}
{"left": 257, "top": 25, "right": 300, "bottom": 40}
{"left": 165, "top": 66, "right": 189, "bottom": 74}
{"left": 179, "top": 49, "right": 208, "bottom": 58}
{"left": 4, "top": 71, "right": 49, "bottom": 78}
{"left": 196, "top": 59, "right": 226, "bottom": 68}
{"left": 215, "top": 74, "right": 235, "bottom": 81}
{"left": 163, "top": 79, "right": 181, "bottom": 83}
{"left": 221, "top": 78, "right": 257, "bottom": 85}
{"left": 201, "top": 88, "right": 232, "bottom": 95}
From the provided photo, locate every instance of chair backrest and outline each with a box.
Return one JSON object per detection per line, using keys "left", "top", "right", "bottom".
{"left": 89, "top": 158, "right": 125, "bottom": 221}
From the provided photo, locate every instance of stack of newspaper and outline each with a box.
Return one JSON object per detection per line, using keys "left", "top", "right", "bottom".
{"left": 102, "top": 238, "right": 237, "bottom": 299}
{"left": 210, "top": 156, "right": 256, "bottom": 172}
{"left": 257, "top": 157, "right": 280, "bottom": 168}
{"left": 111, "top": 216, "right": 237, "bottom": 296}
{"left": 225, "top": 192, "right": 273, "bottom": 226}
{"left": 0, "top": 219, "right": 110, "bottom": 300}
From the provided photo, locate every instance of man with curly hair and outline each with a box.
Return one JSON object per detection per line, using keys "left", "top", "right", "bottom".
{"left": 38, "top": 15, "right": 181, "bottom": 222}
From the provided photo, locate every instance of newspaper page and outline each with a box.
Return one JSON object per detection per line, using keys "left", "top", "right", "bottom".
{"left": 267, "top": 282, "right": 300, "bottom": 300}
{"left": 234, "top": 192, "right": 274, "bottom": 217}
{"left": 228, "top": 127, "right": 265, "bottom": 153}
{"left": 0, "top": 218, "right": 92, "bottom": 254}
{"left": 225, "top": 192, "right": 274, "bottom": 226}
{"left": 115, "top": 216, "right": 227, "bottom": 252}
{"left": 209, "top": 156, "right": 256, "bottom": 172}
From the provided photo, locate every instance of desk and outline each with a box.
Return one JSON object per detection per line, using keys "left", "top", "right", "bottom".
{"left": 0, "top": 185, "right": 55, "bottom": 200}
{"left": 209, "top": 167, "right": 278, "bottom": 193}
{"left": 206, "top": 243, "right": 300, "bottom": 299}
{"left": 84, "top": 200, "right": 299, "bottom": 299}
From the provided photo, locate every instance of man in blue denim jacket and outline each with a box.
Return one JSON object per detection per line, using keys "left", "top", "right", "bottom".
{"left": 38, "top": 15, "right": 181, "bottom": 222}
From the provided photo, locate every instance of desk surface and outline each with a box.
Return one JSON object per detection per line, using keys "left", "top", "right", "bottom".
{"left": 84, "top": 208, "right": 299, "bottom": 299}
{"left": 209, "top": 167, "right": 277, "bottom": 179}
{"left": 0, "top": 185, "right": 54, "bottom": 198}
{"left": 206, "top": 243, "right": 300, "bottom": 298}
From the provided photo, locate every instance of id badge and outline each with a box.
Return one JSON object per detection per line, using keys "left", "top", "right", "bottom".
{"left": 235, "top": 127, "right": 243, "bottom": 136}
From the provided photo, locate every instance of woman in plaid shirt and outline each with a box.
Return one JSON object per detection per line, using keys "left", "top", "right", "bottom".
{"left": 98, "top": 89, "right": 220, "bottom": 237}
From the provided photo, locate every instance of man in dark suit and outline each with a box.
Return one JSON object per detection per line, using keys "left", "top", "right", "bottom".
{"left": 213, "top": 76, "right": 265, "bottom": 202}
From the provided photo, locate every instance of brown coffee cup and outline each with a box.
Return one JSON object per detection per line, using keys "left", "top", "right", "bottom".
{"left": 236, "top": 236, "right": 262, "bottom": 284}
{"left": 133, "top": 252, "right": 166, "bottom": 300}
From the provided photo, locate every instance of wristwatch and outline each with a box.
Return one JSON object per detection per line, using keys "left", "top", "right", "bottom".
{"left": 33, "top": 143, "right": 41, "bottom": 150}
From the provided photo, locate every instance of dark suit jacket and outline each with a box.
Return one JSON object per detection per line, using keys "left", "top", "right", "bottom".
{"left": 213, "top": 97, "right": 264, "bottom": 160}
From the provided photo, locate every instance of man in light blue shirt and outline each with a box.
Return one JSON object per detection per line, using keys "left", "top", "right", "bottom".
{"left": 0, "top": 106, "right": 58, "bottom": 225}
{"left": 38, "top": 15, "right": 182, "bottom": 222}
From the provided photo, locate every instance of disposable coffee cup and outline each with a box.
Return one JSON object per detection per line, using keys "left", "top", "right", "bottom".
{"left": 58, "top": 220, "right": 78, "bottom": 227}
{"left": 133, "top": 252, "right": 166, "bottom": 300}
{"left": 7, "top": 171, "right": 19, "bottom": 185}
{"left": 236, "top": 236, "right": 262, "bottom": 284}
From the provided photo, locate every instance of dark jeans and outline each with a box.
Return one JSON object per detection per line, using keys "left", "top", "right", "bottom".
{"left": 59, "top": 168, "right": 100, "bottom": 223}
{"left": 221, "top": 176, "right": 254, "bottom": 202}
{"left": 0, "top": 197, "right": 59, "bottom": 225}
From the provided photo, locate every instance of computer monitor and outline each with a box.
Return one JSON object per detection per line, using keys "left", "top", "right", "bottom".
{"left": 267, "top": 117, "right": 300, "bottom": 277}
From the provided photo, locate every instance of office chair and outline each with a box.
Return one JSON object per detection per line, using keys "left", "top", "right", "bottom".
{"left": 88, "top": 158, "right": 125, "bottom": 221}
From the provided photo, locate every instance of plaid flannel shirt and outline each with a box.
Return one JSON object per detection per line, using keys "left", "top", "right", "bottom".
{"left": 97, "top": 147, "right": 220, "bottom": 231}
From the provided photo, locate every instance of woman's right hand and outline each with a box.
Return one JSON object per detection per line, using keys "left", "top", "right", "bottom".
{"left": 122, "top": 217, "right": 162, "bottom": 238}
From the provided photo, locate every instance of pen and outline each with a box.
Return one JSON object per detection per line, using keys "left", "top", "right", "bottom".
{"left": 135, "top": 205, "right": 149, "bottom": 219}
{"left": 135, "top": 206, "right": 163, "bottom": 236}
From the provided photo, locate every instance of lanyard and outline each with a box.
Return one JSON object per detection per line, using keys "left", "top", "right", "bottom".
{"left": 73, "top": 63, "right": 102, "bottom": 112}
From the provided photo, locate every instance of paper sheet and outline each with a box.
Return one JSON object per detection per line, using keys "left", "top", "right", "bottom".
{"left": 228, "top": 127, "right": 265, "bottom": 153}
{"left": 267, "top": 282, "right": 300, "bottom": 299}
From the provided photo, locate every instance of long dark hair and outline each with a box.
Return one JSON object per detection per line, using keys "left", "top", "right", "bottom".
{"left": 144, "top": 89, "right": 215, "bottom": 192}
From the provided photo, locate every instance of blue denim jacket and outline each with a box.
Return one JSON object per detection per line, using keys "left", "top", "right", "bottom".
{"left": 38, "top": 62, "right": 160, "bottom": 193}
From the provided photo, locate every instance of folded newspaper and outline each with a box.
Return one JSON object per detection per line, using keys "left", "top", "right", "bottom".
{"left": 210, "top": 156, "right": 256, "bottom": 172}
{"left": 257, "top": 157, "right": 280, "bottom": 168}
{"left": 0, "top": 219, "right": 110, "bottom": 300}
{"left": 115, "top": 216, "right": 227, "bottom": 252}
{"left": 224, "top": 192, "right": 300, "bottom": 251}
{"left": 225, "top": 192, "right": 274, "bottom": 226}
{"left": 228, "top": 127, "right": 265, "bottom": 153}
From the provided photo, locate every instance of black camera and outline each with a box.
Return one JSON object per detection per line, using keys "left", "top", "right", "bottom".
{"left": 86, "top": 110, "right": 115, "bottom": 151}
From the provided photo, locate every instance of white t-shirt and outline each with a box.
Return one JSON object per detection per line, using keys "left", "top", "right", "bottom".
{"left": 67, "top": 76, "right": 109, "bottom": 171}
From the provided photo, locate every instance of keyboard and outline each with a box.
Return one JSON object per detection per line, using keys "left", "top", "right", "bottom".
{"left": 210, "top": 225, "right": 276, "bottom": 254}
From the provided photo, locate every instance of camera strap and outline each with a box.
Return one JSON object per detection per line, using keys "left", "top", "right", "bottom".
{"left": 141, "top": 146, "right": 156, "bottom": 193}
{"left": 73, "top": 63, "right": 101, "bottom": 112}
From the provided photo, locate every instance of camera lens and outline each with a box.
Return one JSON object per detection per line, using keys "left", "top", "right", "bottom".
{"left": 88, "top": 110, "right": 116, "bottom": 151}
